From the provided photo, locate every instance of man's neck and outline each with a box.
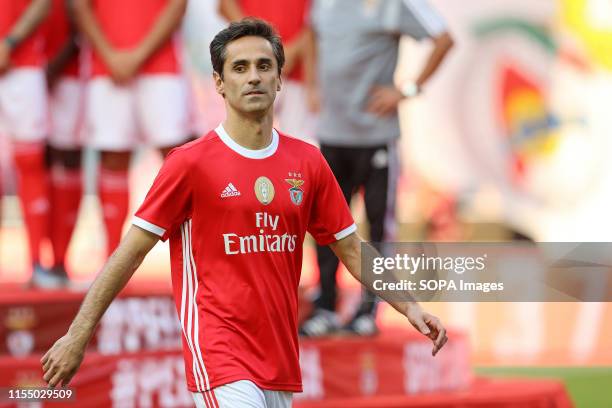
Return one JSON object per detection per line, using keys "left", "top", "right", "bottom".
{"left": 223, "top": 109, "right": 274, "bottom": 150}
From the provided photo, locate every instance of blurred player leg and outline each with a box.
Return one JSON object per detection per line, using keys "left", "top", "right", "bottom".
{"left": 98, "top": 153, "right": 130, "bottom": 256}
{"left": 48, "top": 78, "right": 85, "bottom": 281}
{"left": 87, "top": 77, "right": 136, "bottom": 256}
{"left": 0, "top": 68, "right": 52, "bottom": 282}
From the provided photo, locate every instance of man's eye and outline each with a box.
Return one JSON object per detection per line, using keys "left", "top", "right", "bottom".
{"left": 234, "top": 65, "right": 246, "bottom": 72}
{"left": 259, "top": 64, "right": 271, "bottom": 71}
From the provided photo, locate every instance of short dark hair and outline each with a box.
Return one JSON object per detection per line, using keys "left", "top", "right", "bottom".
{"left": 210, "top": 18, "right": 285, "bottom": 78}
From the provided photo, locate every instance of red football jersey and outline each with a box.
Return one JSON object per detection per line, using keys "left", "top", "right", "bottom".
{"left": 44, "top": 0, "right": 79, "bottom": 77}
{"left": 90, "top": 0, "right": 179, "bottom": 77}
{"left": 134, "top": 126, "right": 355, "bottom": 392}
{"left": 0, "top": 0, "right": 45, "bottom": 67}
{"left": 239, "top": 0, "right": 309, "bottom": 81}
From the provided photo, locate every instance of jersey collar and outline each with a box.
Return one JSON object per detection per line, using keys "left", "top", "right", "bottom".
{"left": 215, "top": 124, "right": 279, "bottom": 159}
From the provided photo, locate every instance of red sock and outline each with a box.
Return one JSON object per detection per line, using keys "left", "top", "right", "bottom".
{"left": 50, "top": 165, "right": 82, "bottom": 268}
{"left": 98, "top": 167, "right": 129, "bottom": 256}
{"left": 13, "top": 143, "right": 50, "bottom": 266}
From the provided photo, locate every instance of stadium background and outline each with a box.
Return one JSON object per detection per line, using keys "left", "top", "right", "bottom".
{"left": 1, "top": 0, "right": 611, "bottom": 407}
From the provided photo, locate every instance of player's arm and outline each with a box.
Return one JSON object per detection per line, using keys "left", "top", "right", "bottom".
{"left": 302, "top": 26, "right": 320, "bottom": 112}
{"left": 46, "top": 1, "right": 80, "bottom": 87}
{"left": 72, "top": 0, "right": 114, "bottom": 61}
{"left": 329, "top": 232, "right": 448, "bottom": 356}
{"left": 368, "top": 0, "right": 454, "bottom": 116}
{"left": 366, "top": 30, "right": 453, "bottom": 116}
{"left": 281, "top": 28, "right": 309, "bottom": 78}
{"left": 413, "top": 31, "right": 453, "bottom": 89}
{"left": 132, "top": 0, "right": 187, "bottom": 67}
{"left": 0, "top": 0, "right": 51, "bottom": 73}
{"left": 3, "top": 0, "right": 51, "bottom": 48}
{"left": 218, "top": 0, "right": 246, "bottom": 22}
{"left": 40, "top": 225, "right": 160, "bottom": 388}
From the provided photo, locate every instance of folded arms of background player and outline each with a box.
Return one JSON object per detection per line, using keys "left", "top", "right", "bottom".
{"left": 72, "top": 0, "right": 186, "bottom": 84}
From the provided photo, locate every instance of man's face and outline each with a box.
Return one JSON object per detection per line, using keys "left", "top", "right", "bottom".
{"left": 214, "top": 36, "right": 282, "bottom": 115}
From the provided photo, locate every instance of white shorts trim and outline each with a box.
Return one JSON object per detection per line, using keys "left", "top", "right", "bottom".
{"left": 192, "top": 380, "right": 292, "bottom": 408}
{"left": 86, "top": 75, "right": 190, "bottom": 151}
{"left": 0, "top": 68, "right": 48, "bottom": 142}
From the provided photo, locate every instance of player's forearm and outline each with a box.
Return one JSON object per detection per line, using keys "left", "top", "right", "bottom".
{"left": 72, "top": 0, "right": 113, "bottom": 58}
{"left": 218, "top": 0, "right": 245, "bottom": 22}
{"left": 49, "top": 0, "right": 79, "bottom": 71}
{"left": 331, "top": 233, "right": 414, "bottom": 316}
{"left": 133, "top": 0, "right": 186, "bottom": 66}
{"left": 66, "top": 227, "right": 157, "bottom": 346}
{"left": 5, "top": 0, "right": 50, "bottom": 46}
{"left": 415, "top": 31, "right": 454, "bottom": 88}
{"left": 302, "top": 28, "right": 318, "bottom": 88}
{"left": 47, "top": 37, "right": 78, "bottom": 78}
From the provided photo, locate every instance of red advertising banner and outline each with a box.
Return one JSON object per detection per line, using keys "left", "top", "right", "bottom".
{"left": 0, "top": 331, "right": 470, "bottom": 407}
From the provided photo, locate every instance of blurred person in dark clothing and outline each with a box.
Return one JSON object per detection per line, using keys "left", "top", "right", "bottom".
{"left": 300, "top": 0, "right": 454, "bottom": 336}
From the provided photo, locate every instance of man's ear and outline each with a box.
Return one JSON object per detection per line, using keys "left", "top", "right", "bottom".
{"left": 213, "top": 71, "right": 225, "bottom": 96}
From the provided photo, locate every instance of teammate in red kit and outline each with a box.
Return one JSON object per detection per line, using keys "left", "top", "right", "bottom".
{"left": 73, "top": 0, "right": 191, "bottom": 256}
{"left": 45, "top": 0, "right": 84, "bottom": 284}
{"left": 41, "top": 20, "right": 447, "bottom": 407}
{"left": 218, "top": 0, "right": 318, "bottom": 144}
{"left": 0, "top": 0, "right": 53, "bottom": 285}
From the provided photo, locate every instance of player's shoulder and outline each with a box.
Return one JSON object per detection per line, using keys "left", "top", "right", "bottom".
{"left": 166, "top": 130, "right": 223, "bottom": 160}
{"left": 277, "top": 131, "right": 322, "bottom": 161}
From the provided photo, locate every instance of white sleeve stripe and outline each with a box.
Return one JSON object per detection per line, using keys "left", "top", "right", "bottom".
{"left": 334, "top": 223, "right": 358, "bottom": 241}
{"left": 402, "top": 0, "right": 447, "bottom": 36}
{"left": 133, "top": 217, "right": 166, "bottom": 237}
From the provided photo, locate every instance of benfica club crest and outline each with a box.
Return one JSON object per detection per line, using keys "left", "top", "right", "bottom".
{"left": 285, "top": 178, "right": 304, "bottom": 206}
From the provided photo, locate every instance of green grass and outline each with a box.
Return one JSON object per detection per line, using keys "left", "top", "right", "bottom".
{"left": 475, "top": 367, "right": 612, "bottom": 408}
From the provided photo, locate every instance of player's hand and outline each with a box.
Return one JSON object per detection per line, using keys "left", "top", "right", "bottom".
{"left": 0, "top": 41, "right": 11, "bottom": 75}
{"left": 104, "top": 49, "right": 143, "bottom": 85}
{"left": 366, "top": 85, "right": 405, "bottom": 117}
{"left": 41, "top": 334, "right": 86, "bottom": 388}
{"left": 405, "top": 303, "right": 448, "bottom": 356}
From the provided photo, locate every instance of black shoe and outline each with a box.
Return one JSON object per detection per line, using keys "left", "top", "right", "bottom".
{"left": 342, "top": 313, "right": 379, "bottom": 336}
{"left": 299, "top": 309, "right": 340, "bottom": 337}
{"left": 51, "top": 265, "right": 70, "bottom": 286}
{"left": 31, "top": 264, "right": 63, "bottom": 289}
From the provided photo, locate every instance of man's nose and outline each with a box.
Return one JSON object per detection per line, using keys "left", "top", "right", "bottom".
{"left": 247, "top": 66, "right": 261, "bottom": 84}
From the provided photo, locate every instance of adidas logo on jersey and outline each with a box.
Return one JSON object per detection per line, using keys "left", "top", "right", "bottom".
{"left": 221, "top": 183, "right": 241, "bottom": 198}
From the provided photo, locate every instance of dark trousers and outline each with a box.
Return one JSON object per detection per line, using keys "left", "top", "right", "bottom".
{"left": 315, "top": 143, "right": 397, "bottom": 316}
